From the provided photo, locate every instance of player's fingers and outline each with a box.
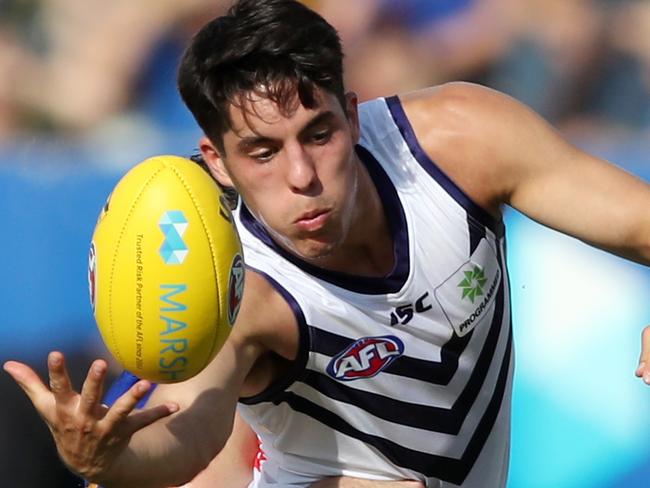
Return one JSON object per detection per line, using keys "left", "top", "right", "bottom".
{"left": 100, "top": 380, "right": 155, "bottom": 429}
{"left": 78, "top": 360, "right": 108, "bottom": 417}
{"left": 636, "top": 325, "right": 650, "bottom": 383}
{"left": 3, "top": 360, "right": 56, "bottom": 420}
{"left": 47, "top": 351, "right": 75, "bottom": 404}
{"left": 122, "top": 402, "right": 180, "bottom": 436}
{"left": 94, "top": 402, "right": 110, "bottom": 419}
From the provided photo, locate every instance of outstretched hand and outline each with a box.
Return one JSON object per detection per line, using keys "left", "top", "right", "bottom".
{"left": 3, "top": 352, "right": 178, "bottom": 482}
{"left": 636, "top": 326, "right": 650, "bottom": 384}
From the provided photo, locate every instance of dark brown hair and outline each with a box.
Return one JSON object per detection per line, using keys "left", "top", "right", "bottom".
{"left": 177, "top": 0, "right": 345, "bottom": 154}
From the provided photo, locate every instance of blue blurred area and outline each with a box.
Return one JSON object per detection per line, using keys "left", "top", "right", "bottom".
{"left": 505, "top": 145, "right": 650, "bottom": 487}
{"left": 507, "top": 208, "right": 650, "bottom": 487}
{"left": 1, "top": 138, "right": 649, "bottom": 486}
{"left": 0, "top": 162, "right": 116, "bottom": 359}
{"left": 0, "top": 129, "right": 201, "bottom": 363}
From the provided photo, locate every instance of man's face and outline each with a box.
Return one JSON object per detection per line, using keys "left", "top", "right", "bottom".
{"left": 203, "top": 88, "right": 361, "bottom": 262}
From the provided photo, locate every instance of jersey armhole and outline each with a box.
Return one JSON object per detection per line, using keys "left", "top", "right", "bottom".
{"left": 385, "top": 95, "right": 504, "bottom": 237}
{"left": 238, "top": 267, "right": 311, "bottom": 405}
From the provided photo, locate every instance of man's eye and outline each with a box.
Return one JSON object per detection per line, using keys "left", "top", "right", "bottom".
{"left": 312, "top": 129, "right": 332, "bottom": 144}
{"left": 250, "top": 149, "right": 275, "bottom": 162}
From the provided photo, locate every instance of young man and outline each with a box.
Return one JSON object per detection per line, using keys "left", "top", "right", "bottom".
{"left": 4, "top": 0, "right": 650, "bottom": 487}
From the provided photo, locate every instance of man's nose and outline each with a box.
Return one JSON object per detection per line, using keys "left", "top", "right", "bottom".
{"left": 285, "top": 145, "right": 318, "bottom": 193}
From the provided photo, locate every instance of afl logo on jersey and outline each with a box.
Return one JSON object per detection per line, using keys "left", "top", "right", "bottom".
{"left": 327, "top": 335, "right": 404, "bottom": 381}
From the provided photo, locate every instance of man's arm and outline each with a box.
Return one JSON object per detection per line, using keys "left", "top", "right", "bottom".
{"left": 3, "top": 271, "right": 294, "bottom": 488}
{"left": 2, "top": 331, "right": 257, "bottom": 487}
{"left": 402, "top": 82, "right": 650, "bottom": 265}
{"left": 108, "top": 335, "right": 260, "bottom": 487}
{"left": 402, "top": 81, "right": 650, "bottom": 380}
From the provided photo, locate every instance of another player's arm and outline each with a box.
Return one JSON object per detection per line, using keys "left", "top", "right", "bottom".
{"left": 189, "top": 410, "right": 259, "bottom": 488}
{"left": 3, "top": 271, "right": 294, "bottom": 488}
{"left": 155, "top": 409, "right": 258, "bottom": 488}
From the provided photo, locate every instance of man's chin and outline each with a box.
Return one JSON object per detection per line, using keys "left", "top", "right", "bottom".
{"left": 292, "top": 239, "right": 337, "bottom": 263}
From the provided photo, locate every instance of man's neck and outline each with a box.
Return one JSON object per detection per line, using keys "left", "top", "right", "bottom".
{"left": 308, "top": 158, "right": 394, "bottom": 277}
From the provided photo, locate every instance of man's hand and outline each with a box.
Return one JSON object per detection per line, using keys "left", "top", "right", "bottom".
{"left": 635, "top": 326, "right": 650, "bottom": 384}
{"left": 3, "top": 351, "right": 178, "bottom": 482}
{"left": 310, "top": 477, "right": 425, "bottom": 488}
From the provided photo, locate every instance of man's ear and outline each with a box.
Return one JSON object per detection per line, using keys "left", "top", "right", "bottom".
{"left": 345, "top": 91, "right": 360, "bottom": 144}
{"left": 199, "top": 136, "right": 234, "bottom": 188}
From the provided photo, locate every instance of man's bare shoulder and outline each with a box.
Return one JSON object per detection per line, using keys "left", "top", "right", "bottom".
{"left": 397, "top": 82, "right": 520, "bottom": 215}
{"left": 396, "top": 82, "right": 574, "bottom": 214}
{"left": 397, "top": 82, "right": 530, "bottom": 150}
{"left": 400, "top": 81, "right": 517, "bottom": 117}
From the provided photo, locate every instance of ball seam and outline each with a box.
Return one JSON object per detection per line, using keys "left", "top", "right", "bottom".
{"left": 165, "top": 162, "right": 222, "bottom": 365}
{"left": 108, "top": 164, "right": 166, "bottom": 365}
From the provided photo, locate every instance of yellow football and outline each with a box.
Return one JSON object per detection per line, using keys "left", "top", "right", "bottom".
{"left": 88, "top": 155, "right": 244, "bottom": 383}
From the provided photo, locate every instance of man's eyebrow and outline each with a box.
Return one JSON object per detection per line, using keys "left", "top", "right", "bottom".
{"left": 300, "top": 111, "right": 337, "bottom": 134}
{"left": 236, "top": 135, "right": 275, "bottom": 150}
{"left": 236, "top": 111, "right": 339, "bottom": 150}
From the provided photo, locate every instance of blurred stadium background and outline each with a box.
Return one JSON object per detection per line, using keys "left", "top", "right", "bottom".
{"left": 1, "top": 0, "right": 649, "bottom": 486}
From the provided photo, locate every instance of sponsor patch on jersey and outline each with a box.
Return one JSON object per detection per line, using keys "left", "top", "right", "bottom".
{"left": 327, "top": 335, "right": 404, "bottom": 381}
{"left": 434, "top": 238, "right": 501, "bottom": 337}
{"left": 227, "top": 254, "right": 245, "bottom": 325}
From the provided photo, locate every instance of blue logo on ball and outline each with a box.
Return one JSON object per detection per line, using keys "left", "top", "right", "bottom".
{"left": 159, "top": 211, "right": 188, "bottom": 265}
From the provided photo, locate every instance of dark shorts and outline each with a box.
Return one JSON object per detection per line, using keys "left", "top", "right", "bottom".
{"left": 103, "top": 371, "right": 158, "bottom": 408}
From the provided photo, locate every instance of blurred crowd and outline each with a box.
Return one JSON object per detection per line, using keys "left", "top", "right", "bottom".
{"left": 0, "top": 0, "right": 649, "bottom": 146}
{"left": 0, "top": 0, "right": 230, "bottom": 141}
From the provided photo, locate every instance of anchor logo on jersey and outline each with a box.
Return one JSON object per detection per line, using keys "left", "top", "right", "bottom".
{"left": 326, "top": 335, "right": 404, "bottom": 381}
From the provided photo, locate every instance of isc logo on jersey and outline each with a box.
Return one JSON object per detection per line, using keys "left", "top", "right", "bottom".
{"left": 327, "top": 336, "right": 404, "bottom": 381}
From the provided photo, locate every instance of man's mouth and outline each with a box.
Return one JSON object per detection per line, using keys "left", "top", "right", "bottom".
{"left": 294, "top": 209, "right": 331, "bottom": 232}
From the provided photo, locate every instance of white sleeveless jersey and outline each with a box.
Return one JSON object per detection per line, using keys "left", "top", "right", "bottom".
{"left": 235, "top": 96, "right": 513, "bottom": 488}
